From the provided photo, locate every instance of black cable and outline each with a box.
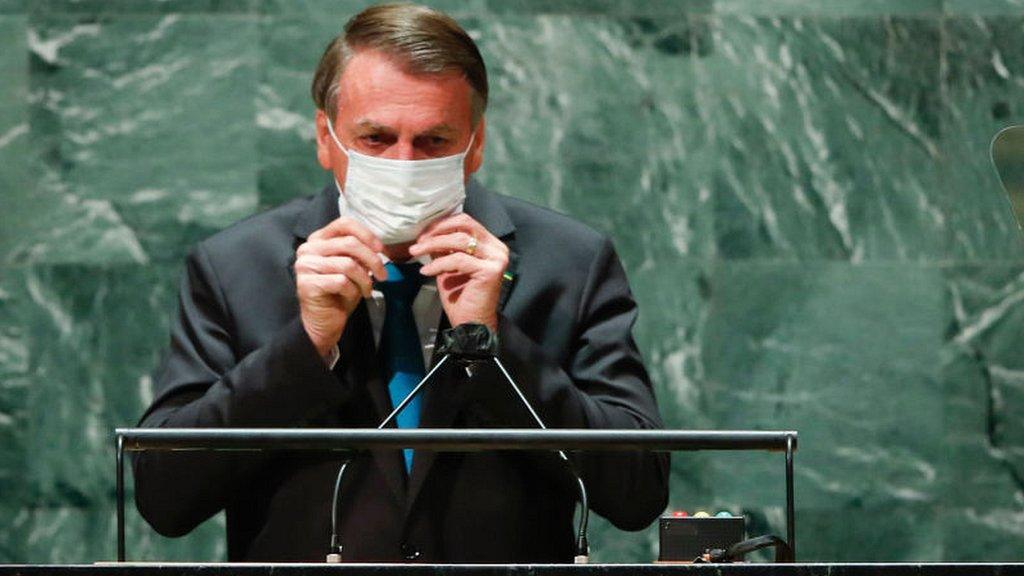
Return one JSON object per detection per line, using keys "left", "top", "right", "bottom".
{"left": 693, "top": 534, "right": 794, "bottom": 564}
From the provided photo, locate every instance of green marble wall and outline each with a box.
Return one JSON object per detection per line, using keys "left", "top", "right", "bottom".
{"left": 1, "top": 0, "right": 1024, "bottom": 564}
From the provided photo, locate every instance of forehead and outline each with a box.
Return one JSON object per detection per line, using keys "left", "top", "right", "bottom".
{"left": 336, "top": 49, "right": 474, "bottom": 131}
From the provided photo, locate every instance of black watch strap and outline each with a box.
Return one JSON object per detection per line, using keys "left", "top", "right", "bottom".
{"left": 437, "top": 323, "right": 498, "bottom": 359}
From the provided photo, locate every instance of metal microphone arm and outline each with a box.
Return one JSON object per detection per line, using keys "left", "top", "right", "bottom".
{"left": 326, "top": 458, "right": 352, "bottom": 563}
{"left": 327, "top": 322, "right": 592, "bottom": 564}
{"left": 378, "top": 355, "right": 451, "bottom": 430}
{"left": 327, "top": 355, "right": 453, "bottom": 563}
{"left": 490, "top": 355, "right": 590, "bottom": 564}
{"left": 431, "top": 322, "right": 590, "bottom": 561}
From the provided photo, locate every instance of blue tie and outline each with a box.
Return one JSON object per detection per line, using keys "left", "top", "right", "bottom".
{"left": 377, "top": 262, "right": 426, "bottom": 473}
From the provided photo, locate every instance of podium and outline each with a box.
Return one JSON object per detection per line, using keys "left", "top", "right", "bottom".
{"left": 0, "top": 429, "right": 1020, "bottom": 574}
{"left": 1, "top": 563, "right": 1024, "bottom": 574}
{"left": 114, "top": 428, "right": 797, "bottom": 563}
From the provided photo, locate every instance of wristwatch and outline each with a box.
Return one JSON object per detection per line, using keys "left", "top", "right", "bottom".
{"left": 437, "top": 323, "right": 498, "bottom": 359}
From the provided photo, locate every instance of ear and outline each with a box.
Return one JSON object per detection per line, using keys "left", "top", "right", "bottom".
{"left": 465, "top": 116, "right": 486, "bottom": 177}
{"left": 315, "top": 109, "right": 333, "bottom": 170}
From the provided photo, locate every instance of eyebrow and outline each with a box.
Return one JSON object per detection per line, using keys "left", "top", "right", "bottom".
{"left": 354, "top": 120, "right": 458, "bottom": 138}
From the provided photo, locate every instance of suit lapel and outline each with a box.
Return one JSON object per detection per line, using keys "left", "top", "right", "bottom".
{"left": 341, "top": 303, "right": 409, "bottom": 505}
{"left": 498, "top": 248, "right": 519, "bottom": 310}
{"left": 405, "top": 180, "right": 519, "bottom": 514}
{"left": 286, "top": 184, "right": 338, "bottom": 283}
{"left": 290, "top": 184, "right": 408, "bottom": 505}
{"left": 342, "top": 304, "right": 391, "bottom": 422}
{"left": 291, "top": 184, "right": 340, "bottom": 239}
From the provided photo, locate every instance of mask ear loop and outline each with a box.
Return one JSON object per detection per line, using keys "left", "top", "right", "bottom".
{"left": 325, "top": 115, "right": 350, "bottom": 157}
{"left": 326, "top": 118, "right": 350, "bottom": 201}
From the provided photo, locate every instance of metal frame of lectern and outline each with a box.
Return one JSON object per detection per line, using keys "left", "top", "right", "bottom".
{"left": 114, "top": 428, "right": 798, "bottom": 563}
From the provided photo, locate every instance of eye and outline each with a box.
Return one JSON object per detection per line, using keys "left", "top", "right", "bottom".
{"left": 415, "top": 135, "right": 449, "bottom": 152}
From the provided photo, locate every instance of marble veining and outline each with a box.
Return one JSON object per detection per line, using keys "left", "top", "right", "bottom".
{"left": 2, "top": 0, "right": 1024, "bottom": 564}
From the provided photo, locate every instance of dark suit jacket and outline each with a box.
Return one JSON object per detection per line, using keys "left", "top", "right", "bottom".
{"left": 133, "top": 181, "right": 669, "bottom": 562}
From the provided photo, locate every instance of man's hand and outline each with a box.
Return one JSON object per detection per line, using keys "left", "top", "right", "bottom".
{"left": 295, "top": 217, "right": 387, "bottom": 360}
{"left": 409, "top": 214, "right": 509, "bottom": 331}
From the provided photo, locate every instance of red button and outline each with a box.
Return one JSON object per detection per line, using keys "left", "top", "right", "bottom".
{"left": 671, "top": 510, "right": 688, "bottom": 518}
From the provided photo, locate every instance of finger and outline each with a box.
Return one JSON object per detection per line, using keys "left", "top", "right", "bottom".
{"left": 419, "top": 213, "right": 486, "bottom": 239}
{"left": 437, "top": 273, "right": 471, "bottom": 295}
{"left": 298, "top": 236, "right": 387, "bottom": 280}
{"left": 409, "top": 231, "right": 481, "bottom": 259}
{"left": 309, "top": 273, "right": 362, "bottom": 301}
{"left": 309, "top": 217, "right": 384, "bottom": 252}
{"left": 299, "top": 255, "right": 374, "bottom": 298}
{"left": 296, "top": 254, "right": 376, "bottom": 298}
{"left": 421, "top": 252, "right": 490, "bottom": 277}
{"left": 299, "top": 239, "right": 386, "bottom": 282}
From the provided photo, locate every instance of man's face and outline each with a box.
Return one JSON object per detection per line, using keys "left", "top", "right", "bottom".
{"left": 315, "top": 49, "right": 484, "bottom": 185}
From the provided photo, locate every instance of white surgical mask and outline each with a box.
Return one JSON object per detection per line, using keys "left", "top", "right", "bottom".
{"left": 327, "top": 118, "right": 473, "bottom": 245}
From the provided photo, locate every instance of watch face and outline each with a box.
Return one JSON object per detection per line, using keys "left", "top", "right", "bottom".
{"left": 992, "top": 125, "right": 1024, "bottom": 231}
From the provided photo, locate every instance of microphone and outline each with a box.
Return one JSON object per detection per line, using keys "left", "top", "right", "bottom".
{"left": 422, "top": 324, "right": 590, "bottom": 562}
{"left": 326, "top": 355, "right": 452, "bottom": 563}
{"left": 325, "top": 323, "right": 591, "bottom": 563}
{"left": 326, "top": 458, "right": 352, "bottom": 563}
{"left": 488, "top": 352, "right": 590, "bottom": 563}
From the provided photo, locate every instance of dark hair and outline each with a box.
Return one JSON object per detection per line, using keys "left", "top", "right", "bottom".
{"left": 311, "top": 3, "right": 488, "bottom": 125}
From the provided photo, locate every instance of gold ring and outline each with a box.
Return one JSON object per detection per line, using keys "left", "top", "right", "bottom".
{"left": 465, "top": 236, "right": 478, "bottom": 256}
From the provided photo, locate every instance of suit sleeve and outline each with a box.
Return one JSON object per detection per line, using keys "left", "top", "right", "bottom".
{"left": 469, "top": 236, "right": 670, "bottom": 531}
{"left": 132, "top": 243, "right": 352, "bottom": 537}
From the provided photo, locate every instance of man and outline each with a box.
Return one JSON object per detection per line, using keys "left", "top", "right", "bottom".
{"left": 133, "top": 3, "right": 668, "bottom": 563}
